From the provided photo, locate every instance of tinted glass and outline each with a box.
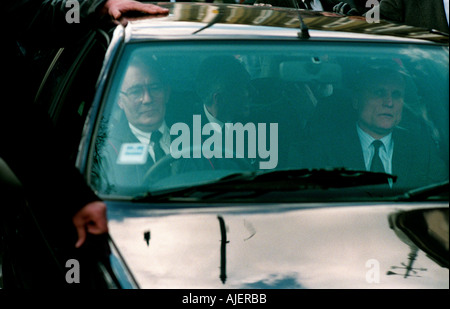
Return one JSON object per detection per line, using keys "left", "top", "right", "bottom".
{"left": 90, "top": 41, "right": 449, "bottom": 199}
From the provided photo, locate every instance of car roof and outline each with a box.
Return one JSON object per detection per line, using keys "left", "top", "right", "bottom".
{"left": 119, "top": 2, "right": 449, "bottom": 45}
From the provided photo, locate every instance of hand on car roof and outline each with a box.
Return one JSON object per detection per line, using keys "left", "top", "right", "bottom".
{"left": 100, "top": 0, "right": 169, "bottom": 20}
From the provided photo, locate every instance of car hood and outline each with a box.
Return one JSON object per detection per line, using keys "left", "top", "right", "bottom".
{"left": 106, "top": 202, "right": 449, "bottom": 289}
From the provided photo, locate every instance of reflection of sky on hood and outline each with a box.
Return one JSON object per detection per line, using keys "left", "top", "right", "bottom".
{"left": 239, "top": 274, "right": 304, "bottom": 289}
{"left": 107, "top": 204, "right": 449, "bottom": 289}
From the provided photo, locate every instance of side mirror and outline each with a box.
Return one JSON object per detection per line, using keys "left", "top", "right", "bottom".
{"left": 389, "top": 208, "right": 449, "bottom": 269}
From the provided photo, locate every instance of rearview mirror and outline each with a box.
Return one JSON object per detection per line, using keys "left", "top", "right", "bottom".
{"left": 280, "top": 60, "right": 342, "bottom": 83}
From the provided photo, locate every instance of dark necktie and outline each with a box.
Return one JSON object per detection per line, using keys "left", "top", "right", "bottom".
{"left": 151, "top": 131, "right": 165, "bottom": 162}
{"left": 370, "top": 140, "right": 385, "bottom": 173}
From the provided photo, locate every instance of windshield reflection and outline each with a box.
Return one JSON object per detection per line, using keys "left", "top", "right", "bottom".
{"left": 91, "top": 41, "right": 449, "bottom": 200}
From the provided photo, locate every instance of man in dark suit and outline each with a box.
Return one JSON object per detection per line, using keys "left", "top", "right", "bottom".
{"left": 93, "top": 57, "right": 172, "bottom": 195}
{"left": 186, "top": 55, "right": 257, "bottom": 171}
{"left": 194, "top": 56, "right": 252, "bottom": 128}
{"left": 332, "top": 0, "right": 369, "bottom": 15}
{"left": 366, "top": 0, "right": 449, "bottom": 33}
{"left": 2, "top": 0, "right": 169, "bottom": 288}
{"left": 166, "top": 55, "right": 274, "bottom": 172}
{"left": 304, "top": 66, "right": 448, "bottom": 189}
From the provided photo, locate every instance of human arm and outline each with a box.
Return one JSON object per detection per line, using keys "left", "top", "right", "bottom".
{"left": 376, "top": 0, "right": 404, "bottom": 22}
{"left": 73, "top": 201, "right": 108, "bottom": 248}
{"left": 100, "top": 0, "right": 169, "bottom": 19}
{"left": 4, "top": 0, "right": 168, "bottom": 249}
{"left": 363, "top": 0, "right": 404, "bottom": 22}
{"left": 8, "top": 0, "right": 169, "bottom": 46}
{"left": 332, "top": 1, "right": 361, "bottom": 15}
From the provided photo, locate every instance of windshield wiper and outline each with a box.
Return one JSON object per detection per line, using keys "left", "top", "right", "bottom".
{"left": 395, "top": 181, "right": 449, "bottom": 201}
{"left": 134, "top": 168, "right": 396, "bottom": 202}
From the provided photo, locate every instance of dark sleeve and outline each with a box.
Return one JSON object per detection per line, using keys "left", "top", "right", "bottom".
{"left": 0, "top": 103, "right": 100, "bottom": 219}
{"left": 253, "top": 0, "right": 302, "bottom": 8}
{"left": 3, "top": 0, "right": 107, "bottom": 217}
{"left": 426, "top": 139, "right": 449, "bottom": 184}
{"left": 378, "top": 0, "right": 405, "bottom": 23}
{"left": 7, "top": 0, "right": 107, "bottom": 47}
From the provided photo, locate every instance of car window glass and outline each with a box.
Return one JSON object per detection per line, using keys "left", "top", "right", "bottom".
{"left": 90, "top": 41, "right": 449, "bottom": 198}
{"left": 36, "top": 32, "right": 108, "bottom": 163}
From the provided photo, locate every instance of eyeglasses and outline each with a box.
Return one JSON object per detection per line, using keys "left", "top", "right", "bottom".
{"left": 120, "top": 83, "right": 164, "bottom": 102}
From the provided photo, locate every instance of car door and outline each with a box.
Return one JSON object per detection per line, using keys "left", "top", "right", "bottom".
{"left": 1, "top": 29, "right": 122, "bottom": 289}
{"left": 35, "top": 29, "right": 111, "bottom": 164}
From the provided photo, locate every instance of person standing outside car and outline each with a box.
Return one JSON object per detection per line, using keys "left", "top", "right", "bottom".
{"left": 378, "top": 0, "right": 449, "bottom": 33}
{"left": 320, "top": 0, "right": 449, "bottom": 32}
{"left": 363, "top": 0, "right": 449, "bottom": 33}
{"left": 1, "top": 0, "right": 169, "bottom": 288}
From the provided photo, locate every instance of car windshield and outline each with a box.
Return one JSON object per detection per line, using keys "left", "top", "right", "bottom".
{"left": 89, "top": 40, "right": 449, "bottom": 200}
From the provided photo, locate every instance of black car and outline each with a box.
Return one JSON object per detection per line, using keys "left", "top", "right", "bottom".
{"left": 1, "top": 2, "right": 448, "bottom": 289}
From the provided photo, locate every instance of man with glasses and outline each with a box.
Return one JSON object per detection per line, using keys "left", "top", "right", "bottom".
{"left": 94, "top": 57, "right": 171, "bottom": 194}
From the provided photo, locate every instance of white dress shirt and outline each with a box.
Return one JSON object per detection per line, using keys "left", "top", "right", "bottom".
{"left": 356, "top": 124, "right": 394, "bottom": 174}
{"left": 444, "top": 0, "right": 449, "bottom": 25}
{"left": 204, "top": 104, "right": 224, "bottom": 132}
{"left": 129, "top": 122, "right": 171, "bottom": 162}
{"left": 307, "top": 0, "right": 324, "bottom": 11}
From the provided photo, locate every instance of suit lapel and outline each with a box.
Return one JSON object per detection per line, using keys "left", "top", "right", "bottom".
{"left": 434, "top": 0, "right": 449, "bottom": 31}
{"left": 331, "top": 124, "right": 366, "bottom": 170}
{"left": 391, "top": 128, "right": 411, "bottom": 182}
{"left": 342, "top": 129, "right": 366, "bottom": 170}
{"left": 412, "top": 0, "right": 448, "bottom": 32}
